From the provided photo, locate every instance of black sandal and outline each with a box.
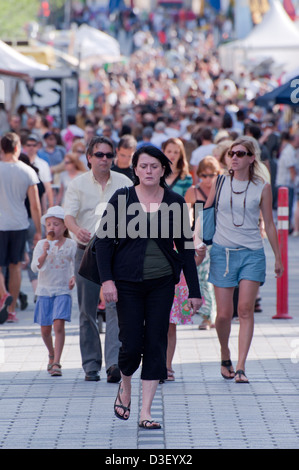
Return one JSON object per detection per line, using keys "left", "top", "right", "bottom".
{"left": 139, "top": 420, "right": 161, "bottom": 429}
{"left": 235, "top": 369, "right": 249, "bottom": 383}
{"left": 221, "top": 359, "right": 235, "bottom": 380}
{"left": 114, "top": 382, "right": 131, "bottom": 420}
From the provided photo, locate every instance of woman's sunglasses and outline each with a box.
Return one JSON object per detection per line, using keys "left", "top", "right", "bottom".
{"left": 227, "top": 150, "right": 253, "bottom": 158}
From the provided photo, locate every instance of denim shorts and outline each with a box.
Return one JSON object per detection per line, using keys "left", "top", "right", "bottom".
{"left": 34, "top": 294, "right": 72, "bottom": 326}
{"left": 209, "top": 243, "right": 266, "bottom": 288}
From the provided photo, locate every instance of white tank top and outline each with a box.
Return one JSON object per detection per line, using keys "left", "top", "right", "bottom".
{"left": 213, "top": 175, "right": 266, "bottom": 250}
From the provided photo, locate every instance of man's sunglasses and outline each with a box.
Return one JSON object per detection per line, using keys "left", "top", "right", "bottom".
{"left": 92, "top": 151, "right": 114, "bottom": 159}
{"left": 227, "top": 150, "right": 253, "bottom": 158}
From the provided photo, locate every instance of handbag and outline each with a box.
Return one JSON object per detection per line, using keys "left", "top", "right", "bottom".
{"left": 78, "top": 234, "right": 101, "bottom": 284}
{"left": 78, "top": 187, "right": 129, "bottom": 284}
{"left": 202, "top": 174, "right": 225, "bottom": 245}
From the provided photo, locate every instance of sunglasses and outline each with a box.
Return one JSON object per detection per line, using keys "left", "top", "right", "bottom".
{"left": 200, "top": 173, "right": 217, "bottom": 179}
{"left": 92, "top": 151, "right": 114, "bottom": 159}
{"left": 227, "top": 150, "right": 253, "bottom": 158}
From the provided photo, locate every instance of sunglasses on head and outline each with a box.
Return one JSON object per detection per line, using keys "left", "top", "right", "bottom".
{"left": 227, "top": 150, "right": 253, "bottom": 158}
{"left": 92, "top": 151, "right": 114, "bottom": 159}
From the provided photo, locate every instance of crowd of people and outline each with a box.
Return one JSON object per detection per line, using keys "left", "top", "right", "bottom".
{"left": 0, "top": 5, "right": 298, "bottom": 430}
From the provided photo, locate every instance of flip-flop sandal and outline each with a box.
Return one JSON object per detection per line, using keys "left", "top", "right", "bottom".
{"left": 114, "top": 382, "right": 131, "bottom": 420}
{"left": 235, "top": 369, "right": 249, "bottom": 384}
{"left": 166, "top": 368, "right": 175, "bottom": 381}
{"left": 221, "top": 359, "right": 235, "bottom": 380}
{"left": 139, "top": 420, "right": 161, "bottom": 429}
{"left": 50, "top": 363, "right": 62, "bottom": 376}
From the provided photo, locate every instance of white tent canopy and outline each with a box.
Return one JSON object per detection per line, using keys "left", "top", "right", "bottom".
{"left": 219, "top": 0, "right": 299, "bottom": 77}
{"left": 72, "top": 24, "right": 122, "bottom": 68}
{"left": 0, "top": 39, "right": 49, "bottom": 73}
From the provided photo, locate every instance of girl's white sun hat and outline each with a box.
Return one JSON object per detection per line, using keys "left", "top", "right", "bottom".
{"left": 41, "top": 206, "right": 65, "bottom": 225}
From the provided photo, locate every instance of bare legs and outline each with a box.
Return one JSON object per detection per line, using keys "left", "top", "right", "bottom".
{"left": 41, "top": 319, "right": 65, "bottom": 368}
{"left": 114, "top": 373, "right": 132, "bottom": 420}
{"left": 0, "top": 263, "right": 22, "bottom": 314}
{"left": 214, "top": 280, "right": 260, "bottom": 381}
{"left": 114, "top": 373, "right": 160, "bottom": 426}
{"left": 166, "top": 323, "right": 176, "bottom": 376}
{"left": 140, "top": 379, "right": 159, "bottom": 424}
{"left": 0, "top": 268, "right": 7, "bottom": 298}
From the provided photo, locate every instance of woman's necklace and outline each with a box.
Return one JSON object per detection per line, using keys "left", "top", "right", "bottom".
{"left": 230, "top": 176, "right": 250, "bottom": 227}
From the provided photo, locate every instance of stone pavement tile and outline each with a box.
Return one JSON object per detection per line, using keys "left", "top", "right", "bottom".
{"left": 1, "top": 238, "right": 298, "bottom": 450}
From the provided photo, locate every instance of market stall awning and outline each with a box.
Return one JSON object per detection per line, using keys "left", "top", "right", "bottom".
{"left": 256, "top": 76, "right": 299, "bottom": 107}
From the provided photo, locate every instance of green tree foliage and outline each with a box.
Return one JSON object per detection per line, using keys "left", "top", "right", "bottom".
{"left": 0, "top": 0, "right": 40, "bottom": 38}
{"left": 0, "top": 0, "right": 68, "bottom": 39}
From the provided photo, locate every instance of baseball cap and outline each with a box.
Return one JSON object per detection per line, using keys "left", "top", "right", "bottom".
{"left": 27, "top": 133, "right": 40, "bottom": 142}
{"left": 43, "top": 131, "right": 56, "bottom": 139}
{"left": 41, "top": 205, "right": 65, "bottom": 225}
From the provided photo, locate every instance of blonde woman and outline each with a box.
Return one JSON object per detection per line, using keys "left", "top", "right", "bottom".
{"left": 185, "top": 156, "right": 222, "bottom": 330}
{"left": 206, "top": 136, "right": 283, "bottom": 383}
{"left": 212, "top": 140, "right": 233, "bottom": 172}
{"left": 71, "top": 140, "right": 88, "bottom": 169}
{"left": 57, "top": 153, "right": 86, "bottom": 205}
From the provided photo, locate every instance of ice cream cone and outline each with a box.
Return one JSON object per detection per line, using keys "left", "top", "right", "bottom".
{"left": 47, "top": 230, "right": 55, "bottom": 241}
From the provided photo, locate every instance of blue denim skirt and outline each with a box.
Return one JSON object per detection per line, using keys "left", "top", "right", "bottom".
{"left": 34, "top": 294, "right": 72, "bottom": 326}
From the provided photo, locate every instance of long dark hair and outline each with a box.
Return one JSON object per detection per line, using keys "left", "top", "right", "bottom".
{"left": 161, "top": 137, "right": 190, "bottom": 178}
{"left": 131, "top": 145, "right": 172, "bottom": 188}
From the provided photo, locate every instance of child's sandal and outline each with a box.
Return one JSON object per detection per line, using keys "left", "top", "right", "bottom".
{"left": 47, "top": 355, "right": 54, "bottom": 372}
{"left": 50, "top": 363, "right": 62, "bottom": 376}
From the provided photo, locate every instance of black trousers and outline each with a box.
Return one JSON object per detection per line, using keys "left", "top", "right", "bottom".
{"left": 115, "top": 275, "right": 175, "bottom": 380}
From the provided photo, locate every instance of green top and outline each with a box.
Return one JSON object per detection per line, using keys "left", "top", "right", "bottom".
{"left": 143, "top": 238, "right": 173, "bottom": 280}
{"left": 169, "top": 175, "right": 193, "bottom": 197}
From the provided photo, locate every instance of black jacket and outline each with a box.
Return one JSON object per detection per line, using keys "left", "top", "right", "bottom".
{"left": 95, "top": 186, "right": 201, "bottom": 298}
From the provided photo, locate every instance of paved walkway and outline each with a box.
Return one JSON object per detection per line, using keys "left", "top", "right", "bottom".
{"left": 0, "top": 239, "right": 298, "bottom": 451}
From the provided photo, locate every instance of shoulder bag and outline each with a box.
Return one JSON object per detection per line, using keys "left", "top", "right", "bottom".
{"left": 78, "top": 186, "right": 129, "bottom": 284}
{"left": 202, "top": 174, "right": 225, "bottom": 245}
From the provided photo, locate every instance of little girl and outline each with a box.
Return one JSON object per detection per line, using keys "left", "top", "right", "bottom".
{"left": 31, "top": 206, "right": 77, "bottom": 376}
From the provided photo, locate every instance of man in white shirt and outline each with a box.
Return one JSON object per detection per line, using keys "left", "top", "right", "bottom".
{"left": 23, "top": 134, "right": 53, "bottom": 212}
{"left": 0, "top": 132, "right": 42, "bottom": 323}
{"left": 64, "top": 136, "right": 133, "bottom": 382}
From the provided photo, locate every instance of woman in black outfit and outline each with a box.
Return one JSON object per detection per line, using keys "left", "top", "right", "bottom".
{"left": 95, "top": 145, "right": 202, "bottom": 430}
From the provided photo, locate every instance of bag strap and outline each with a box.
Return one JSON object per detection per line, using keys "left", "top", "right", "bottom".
{"left": 215, "top": 175, "right": 225, "bottom": 212}
{"left": 213, "top": 175, "right": 225, "bottom": 225}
